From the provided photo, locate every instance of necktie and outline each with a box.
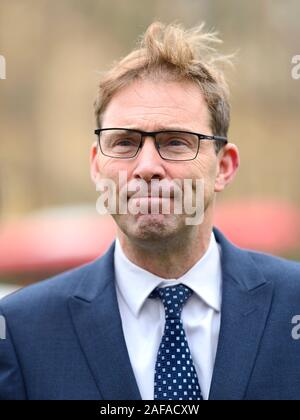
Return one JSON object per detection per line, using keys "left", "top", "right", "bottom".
{"left": 149, "top": 284, "right": 203, "bottom": 401}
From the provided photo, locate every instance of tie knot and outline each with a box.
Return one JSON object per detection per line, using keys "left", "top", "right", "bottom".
{"left": 149, "top": 284, "right": 193, "bottom": 320}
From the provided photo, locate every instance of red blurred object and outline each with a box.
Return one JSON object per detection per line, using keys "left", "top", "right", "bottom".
{"left": 0, "top": 208, "right": 117, "bottom": 279}
{"left": 0, "top": 200, "right": 299, "bottom": 281}
{"left": 215, "top": 199, "right": 300, "bottom": 254}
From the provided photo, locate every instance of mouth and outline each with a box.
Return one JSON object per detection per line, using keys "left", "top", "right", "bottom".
{"left": 127, "top": 191, "right": 175, "bottom": 200}
{"left": 127, "top": 195, "right": 175, "bottom": 218}
{"left": 129, "top": 195, "right": 174, "bottom": 200}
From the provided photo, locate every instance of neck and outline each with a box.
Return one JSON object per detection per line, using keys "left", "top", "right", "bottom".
{"left": 117, "top": 222, "right": 213, "bottom": 279}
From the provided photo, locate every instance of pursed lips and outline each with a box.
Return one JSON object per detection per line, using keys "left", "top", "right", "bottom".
{"left": 127, "top": 190, "right": 176, "bottom": 200}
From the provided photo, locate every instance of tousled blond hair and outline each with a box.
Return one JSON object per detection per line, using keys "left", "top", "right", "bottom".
{"left": 94, "top": 22, "right": 233, "bottom": 151}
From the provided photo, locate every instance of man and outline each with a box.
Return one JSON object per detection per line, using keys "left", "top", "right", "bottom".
{"left": 0, "top": 22, "right": 300, "bottom": 401}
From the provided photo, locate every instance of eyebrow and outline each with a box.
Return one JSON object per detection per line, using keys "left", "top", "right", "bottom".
{"left": 117, "top": 126, "right": 193, "bottom": 132}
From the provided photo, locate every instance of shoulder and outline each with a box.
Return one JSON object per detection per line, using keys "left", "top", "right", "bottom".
{"left": 248, "top": 249, "right": 300, "bottom": 279}
{"left": 0, "top": 238, "right": 116, "bottom": 326}
{"left": 0, "top": 258, "right": 101, "bottom": 319}
{"left": 246, "top": 250, "right": 300, "bottom": 297}
{"left": 215, "top": 227, "right": 300, "bottom": 291}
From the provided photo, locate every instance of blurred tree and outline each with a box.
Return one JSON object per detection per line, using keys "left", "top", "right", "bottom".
{"left": 0, "top": 0, "right": 299, "bottom": 222}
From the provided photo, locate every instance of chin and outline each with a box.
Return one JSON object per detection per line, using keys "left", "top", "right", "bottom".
{"left": 118, "top": 213, "right": 183, "bottom": 242}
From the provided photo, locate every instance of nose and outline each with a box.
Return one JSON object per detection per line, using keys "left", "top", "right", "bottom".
{"left": 132, "top": 137, "right": 166, "bottom": 182}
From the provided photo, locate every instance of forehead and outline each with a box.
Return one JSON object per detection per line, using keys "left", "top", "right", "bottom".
{"left": 101, "top": 79, "right": 210, "bottom": 131}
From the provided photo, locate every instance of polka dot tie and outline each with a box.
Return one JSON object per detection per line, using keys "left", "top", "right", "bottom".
{"left": 149, "top": 284, "right": 203, "bottom": 401}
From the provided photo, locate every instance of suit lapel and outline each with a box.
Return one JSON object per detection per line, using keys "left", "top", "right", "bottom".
{"left": 68, "top": 243, "right": 142, "bottom": 400}
{"left": 209, "top": 229, "right": 274, "bottom": 400}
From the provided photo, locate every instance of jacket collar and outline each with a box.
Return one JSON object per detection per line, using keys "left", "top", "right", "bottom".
{"left": 69, "top": 241, "right": 142, "bottom": 400}
{"left": 209, "top": 228, "right": 274, "bottom": 400}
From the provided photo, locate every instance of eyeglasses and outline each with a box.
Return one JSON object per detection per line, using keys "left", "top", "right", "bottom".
{"left": 94, "top": 128, "right": 228, "bottom": 161}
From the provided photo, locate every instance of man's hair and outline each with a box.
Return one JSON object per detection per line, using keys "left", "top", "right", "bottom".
{"left": 94, "top": 21, "right": 233, "bottom": 153}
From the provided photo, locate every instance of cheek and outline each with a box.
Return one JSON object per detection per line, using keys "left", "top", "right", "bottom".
{"left": 97, "top": 154, "right": 217, "bottom": 189}
{"left": 97, "top": 159, "right": 138, "bottom": 197}
{"left": 188, "top": 155, "right": 217, "bottom": 181}
{"left": 97, "top": 157, "right": 127, "bottom": 179}
{"left": 188, "top": 157, "right": 218, "bottom": 203}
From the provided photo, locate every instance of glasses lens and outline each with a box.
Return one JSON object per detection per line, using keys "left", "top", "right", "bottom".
{"left": 100, "top": 130, "right": 141, "bottom": 158}
{"left": 157, "top": 132, "right": 198, "bottom": 160}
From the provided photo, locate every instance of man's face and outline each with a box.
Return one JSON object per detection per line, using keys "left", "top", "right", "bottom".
{"left": 91, "top": 79, "right": 232, "bottom": 245}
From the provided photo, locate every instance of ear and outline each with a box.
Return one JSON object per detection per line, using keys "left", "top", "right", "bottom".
{"left": 90, "top": 141, "right": 101, "bottom": 185}
{"left": 214, "top": 143, "right": 240, "bottom": 192}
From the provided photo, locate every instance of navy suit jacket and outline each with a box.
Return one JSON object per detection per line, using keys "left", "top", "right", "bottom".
{"left": 1, "top": 228, "right": 300, "bottom": 400}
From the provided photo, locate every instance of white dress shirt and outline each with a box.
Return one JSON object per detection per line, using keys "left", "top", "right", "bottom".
{"left": 114, "top": 232, "right": 222, "bottom": 400}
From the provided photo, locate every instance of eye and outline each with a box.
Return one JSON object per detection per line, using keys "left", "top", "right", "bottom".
{"left": 113, "top": 137, "right": 139, "bottom": 147}
{"left": 167, "top": 138, "right": 189, "bottom": 147}
{"left": 169, "top": 139, "right": 186, "bottom": 146}
{"left": 115, "top": 139, "right": 134, "bottom": 146}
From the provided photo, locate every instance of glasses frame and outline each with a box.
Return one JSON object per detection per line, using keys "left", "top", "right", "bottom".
{"left": 94, "top": 128, "right": 228, "bottom": 161}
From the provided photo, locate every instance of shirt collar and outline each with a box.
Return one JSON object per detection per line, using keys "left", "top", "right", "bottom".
{"left": 114, "top": 232, "right": 222, "bottom": 318}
